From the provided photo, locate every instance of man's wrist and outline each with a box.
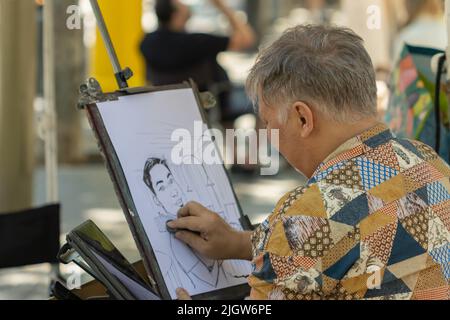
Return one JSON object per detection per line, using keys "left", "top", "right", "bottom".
{"left": 229, "top": 230, "right": 253, "bottom": 261}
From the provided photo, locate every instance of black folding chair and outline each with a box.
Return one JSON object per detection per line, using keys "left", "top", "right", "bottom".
{"left": 0, "top": 204, "right": 60, "bottom": 296}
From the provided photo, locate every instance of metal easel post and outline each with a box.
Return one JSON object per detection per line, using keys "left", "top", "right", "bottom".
{"left": 89, "top": 0, "right": 133, "bottom": 90}
{"left": 446, "top": 0, "right": 450, "bottom": 83}
{"left": 444, "top": 0, "right": 450, "bottom": 159}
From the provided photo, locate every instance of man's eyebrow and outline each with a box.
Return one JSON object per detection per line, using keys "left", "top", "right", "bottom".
{"left": 155, "top": 180, "right": 164, "bottom": 187}
{"left": 167, "top": 173, "right": 172, "bottom": 179}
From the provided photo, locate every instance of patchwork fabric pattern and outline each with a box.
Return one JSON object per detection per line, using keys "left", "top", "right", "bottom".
{"left": 320, "top": 143, "right": 370, "bottom": 172}
{"left": 318, "top": 182, "right": 364, "bottom": 218}
{"left": 432, "top": 200, "right": 450, "bottom": 231}
{"left": 413, "top": 265, "right": 448, "bottom": 293}
{"left": 364, "top": 222, "right": 397, "bottom": 265}
{"left": 429, "top": 158, "right": 450, "bottom": 176}
{"left": 400, "top": 210, "right": 429, "bottom": 250}
{"left": 282, "top": 216, "right": 328, "bottom": 251}
{"left": 356, "top": 157, "right": 398, "bottom": 190}
{"left": 283, "top": 217, "right": 333, "bottom": 258}
{"left": 249, "top": 124, "right": 450, "bottom": 300}
{"left": 378, "top": 201, "right": 399, "bottom": 219}
{"left": 280, "top": 288, "right": 322, "bottom": 301}
{"left": 411, "top": 140, "right": 440, "bottom": 161}
{"left": 429, "top": 244, "right": 450, "bottom": 280}
{"left": 427, "top": 181, "right": 450, "bottom": 205}
{"left": 324, "top": 160, "right": 364, "bottom": 191}
{"left": 428, "top": 213, "right": 450, "bottom": 252}
{"left": 365, "top": 143, "right": 401, "bottom": 171}
{"left": 403, "top": 162, "right": 444, "bottom": 193}
{"left": 396, "top": 193, "right": 428, "bottom": 220}
{"left": 391, "top": 140, "right": 424, "bottom": 171}
{"left": 367, "top": 193, "right": 385, "bottom": 215}
{"left": 270, "top": 254, "right": 318, "bottom": 280}
{"left": 315, "top": 162, "right": 346, "bottom": 183}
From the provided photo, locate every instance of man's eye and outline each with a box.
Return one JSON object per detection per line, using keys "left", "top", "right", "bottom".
{"left": 168, "top": 178, "right": 174, "bottom": 184}
{"left": 159, "top": 186, "right": 165, "bottom": 192}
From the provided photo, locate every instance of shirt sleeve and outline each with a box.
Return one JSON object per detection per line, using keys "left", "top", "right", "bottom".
{"left": 186, "top": 33, "right": 230, "bottom": 59}
{"left": 248, "top": 221, "right": 325, "bottom": 300}
{"left": 247, "top": 182, "right": 369, "bottom": 300}
{"left": 247, "top": 188, "right": 326, "bottom": 300}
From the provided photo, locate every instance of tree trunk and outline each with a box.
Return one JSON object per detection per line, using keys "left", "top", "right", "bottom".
{"left": 54, "top": 0, "right": 85, "bottom": 163}
{"left": 0, "top": 0, "right": 37, "bottom": 213}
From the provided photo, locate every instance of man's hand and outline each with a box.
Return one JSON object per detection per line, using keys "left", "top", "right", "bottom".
{"left": 208, "top": 0, "right": 255, "bottom": 51}
{"left": 167, "top": 201, "right": 253, "bottom": 261}
{"left": 176, "top": 288, "right": 192, "bottom": 300}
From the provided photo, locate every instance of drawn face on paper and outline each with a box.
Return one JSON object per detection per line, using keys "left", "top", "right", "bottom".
{"left": 149, "top": 164, "right": 184, "bottom": 215}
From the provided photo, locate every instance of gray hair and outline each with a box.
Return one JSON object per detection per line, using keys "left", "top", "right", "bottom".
{"left": 246, "top": 24, "right": 378, "bottom": 123}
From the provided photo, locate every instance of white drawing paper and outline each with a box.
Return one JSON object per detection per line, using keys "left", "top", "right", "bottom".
{"left": 96, "top": 88, "right": 252, "bottom": 299}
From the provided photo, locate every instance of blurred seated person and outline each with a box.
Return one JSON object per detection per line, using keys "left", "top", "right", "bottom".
{"left": 140, "top": 0, "right": 255, "bottom": 121}
{"left": 393, "top": 0, "right": 447, "bottom": 60}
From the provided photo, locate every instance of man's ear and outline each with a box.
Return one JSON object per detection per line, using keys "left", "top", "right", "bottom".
{"left": 292, "top": 101, "right": 314, "bottom": 138}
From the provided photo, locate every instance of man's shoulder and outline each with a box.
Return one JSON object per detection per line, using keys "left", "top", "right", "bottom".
{"left": 283, "top": 184, "right": 325, "bottom": 215}
{"left": 282, "top": 137, "right": 450, "bottom": 220}
{"left": 141, "top": 32, "right": 161, "bottom": 51}
{"left": 266, "top": 136, "right": 450, "bottom": 217}
{"left": 389, "top": 137, "right": 450, "bottom": 176}
{"left": 142, "top": 31, "right": 161, "bottom": 41}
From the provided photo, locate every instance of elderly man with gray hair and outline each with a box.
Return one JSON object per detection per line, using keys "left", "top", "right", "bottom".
{"left": 169, "top": 25, "right": 450, "bottom": 300}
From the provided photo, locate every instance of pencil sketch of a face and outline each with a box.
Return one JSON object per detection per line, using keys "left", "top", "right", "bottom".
{"left": 143, "top": 158, "right": 184, "bottom": 215}
{"left": 143, "top": 157, "right": 223, "bottom": 290}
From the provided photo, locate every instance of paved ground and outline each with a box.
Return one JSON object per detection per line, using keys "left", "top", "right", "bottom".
{"left": 0, "top": 164, "right": 305, "bottom": 300}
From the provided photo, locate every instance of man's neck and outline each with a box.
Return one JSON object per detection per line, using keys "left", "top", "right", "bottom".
{"left": 298, "top": 118, "right": 380, "bottom": 178}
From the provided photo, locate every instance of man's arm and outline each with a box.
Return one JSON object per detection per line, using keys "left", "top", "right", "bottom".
{"left": 167, "top": 202, "right": 253, "bottom": 261}
{"left": 210, "top": 0, "right": 256, "bottom": 51}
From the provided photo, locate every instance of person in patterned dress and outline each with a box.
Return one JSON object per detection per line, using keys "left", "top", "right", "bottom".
{"left": 169, "top": 25, "right": 449, "bottom": 300}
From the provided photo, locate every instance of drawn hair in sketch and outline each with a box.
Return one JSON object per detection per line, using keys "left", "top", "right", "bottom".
{"left": 143, "top": 158, "right": 171, "bottom": 194}
{"left": 143, "top": 157, "right": 184, "bottom": 215}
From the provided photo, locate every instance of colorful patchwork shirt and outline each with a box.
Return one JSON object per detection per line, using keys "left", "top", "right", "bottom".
{"left": 248, "top": 124, "right": 450, "bottom": 300}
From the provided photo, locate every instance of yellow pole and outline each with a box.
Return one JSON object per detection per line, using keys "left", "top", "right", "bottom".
{"left": 90, "top": 0, "right": 145, "bottom": 92}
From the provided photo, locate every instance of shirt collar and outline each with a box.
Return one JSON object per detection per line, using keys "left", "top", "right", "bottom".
{"left": 310, "top": 123, "right": 394, "bottom": 180}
